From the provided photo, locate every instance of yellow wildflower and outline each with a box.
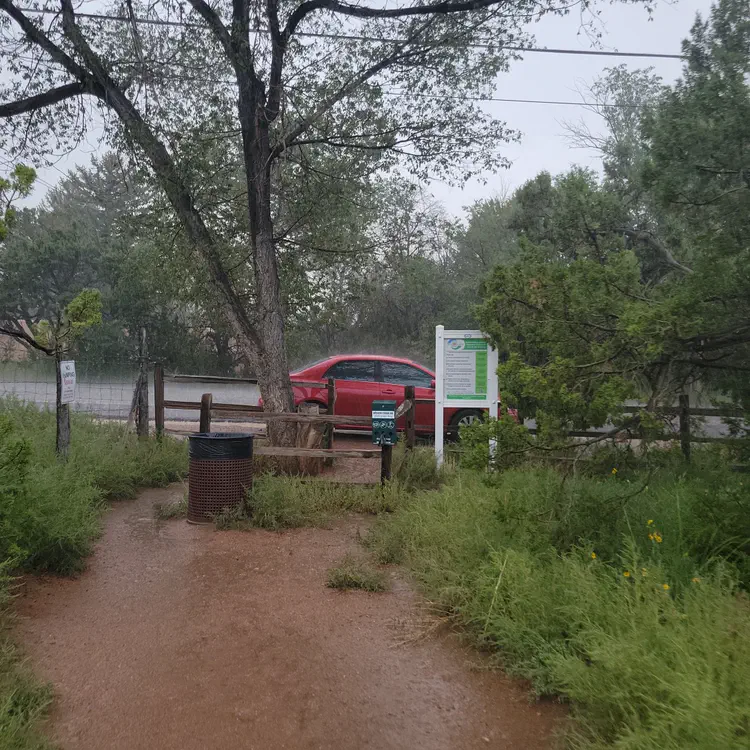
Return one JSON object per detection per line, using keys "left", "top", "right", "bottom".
{"left": 662, "top": 583, "right": 670, "bottom": 591}
{"left": 654, "top": 534, "right": 663, "bottom": 544}
{"left": 648, "top": 533, "right": 654, "bottom": 541}
{"left": 623, "top": 571, "right": 631, "bottom": 578}
{"left": 647, "top": 519, "right": 654, "bottom": 526}
{"left": 590, "top": 552, "right": 597, "bottom": 560}
{"left": 611, "top": 468, "right": 618, "bottom": 475}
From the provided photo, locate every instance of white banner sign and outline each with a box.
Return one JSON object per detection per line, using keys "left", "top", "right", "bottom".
{"left": 60, "top": 360, "right": 76, "bottom": 405}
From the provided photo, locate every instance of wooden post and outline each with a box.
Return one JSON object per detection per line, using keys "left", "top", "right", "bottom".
{"left": 324, "top": 377, "right": 336, "bottom": 466}
{"left": 200, "top": 392, "right": 213, "bottom": 434}
{"left": 296, "top": 402, "right": 325, "bottom": 476}
{"left": 380, "top": 444, "right": 393, "bottom": 485}
{"left": 405, "top": 385, "right": 416, "bottom": 451}
{"left": 136, "top": 327, "right": 149, "bottom": 438}
{"left": 154, "top": 363, "right": 165, "bottom": 439}
{"left": 55, "top": 347, "right": 70, "bottom": 460}
{"left": 679, "top": 393, "right": 691, "bottom": 462}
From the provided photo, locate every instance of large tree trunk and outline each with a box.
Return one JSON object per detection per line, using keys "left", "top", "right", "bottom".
{"left": 237, "top": 72, "right": 295, "bottom": 446}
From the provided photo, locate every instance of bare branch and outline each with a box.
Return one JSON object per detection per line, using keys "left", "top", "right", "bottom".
{"left": 283, "top": 0, "right": 508, "bottom": 41}
{"left": 0, "top": 81, "right": 93, "bottom": 118}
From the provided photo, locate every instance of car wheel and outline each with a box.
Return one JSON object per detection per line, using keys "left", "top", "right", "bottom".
{"left": 447, "top": 409, "right": 484, "bottom": 440}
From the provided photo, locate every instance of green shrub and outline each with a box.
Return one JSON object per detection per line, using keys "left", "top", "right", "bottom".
{"left": 458, "top": 414, "right": 535, "bottom": 472}
{"left": 326, "top": 554, "right": 388, "bottom": 592}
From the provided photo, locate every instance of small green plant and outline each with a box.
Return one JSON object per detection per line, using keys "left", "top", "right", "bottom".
{"left": 459, "top": 414, "right": 538, "bottom": 472}
{"left": 212, "top": 503, "right": 253, "bottom": 530}
{"left": 154, "top": 495, "right": 188, "bottom": 520}
{"left": 326, "top": 554, "right": 388, "bottom": 592}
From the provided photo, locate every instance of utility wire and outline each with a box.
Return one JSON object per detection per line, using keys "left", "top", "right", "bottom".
{"left": 15, "top": 6, "right": 685, "bottom": 60}
{"left": 9, "top": 52, "right": 642, "bottom": 108}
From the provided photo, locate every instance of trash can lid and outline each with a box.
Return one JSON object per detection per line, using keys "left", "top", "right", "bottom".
{"left": 189, "top": 432, "right": 254, "bottom": 459}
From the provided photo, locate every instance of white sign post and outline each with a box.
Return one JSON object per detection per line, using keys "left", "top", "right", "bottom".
{"left": 60, "top": 360, "right": 76, "bottom": 405}
{"left": 435, "top": 326, "right": 499, "bottom": 466}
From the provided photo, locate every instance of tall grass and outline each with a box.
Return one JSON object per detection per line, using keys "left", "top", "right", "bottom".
{"left": 0, "top": 401, "right": 186, "bottom": 573}
{"left": 216, "top": 474, "right": 407, "bottom": 530}
{"left": 367, "top": 465, "right": 750, "bottom": 749}
{"left": 0, "top": 400, "right": 187, "bottom": 750}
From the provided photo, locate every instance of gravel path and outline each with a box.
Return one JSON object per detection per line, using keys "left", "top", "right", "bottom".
{"left": 16, "top": 485, "right": 563, "bottom": 750}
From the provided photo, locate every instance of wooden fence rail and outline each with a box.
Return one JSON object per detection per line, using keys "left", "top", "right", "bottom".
{"left": 154, "top": 367, "right": 747, "bottom": 466}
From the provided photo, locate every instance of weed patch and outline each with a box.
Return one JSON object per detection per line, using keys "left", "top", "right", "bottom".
{"left": 326, "top": 554, "right": 388, "bottom": 592}
{"left": 240, "top": 475, "right": 407, "bottom": 530}
{"left": 154, "top": 495, "right": 188, "bottom": 520}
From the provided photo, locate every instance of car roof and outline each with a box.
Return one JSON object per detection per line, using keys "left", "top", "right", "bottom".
{"left": 304, "top": 354, "right": 433, "bottom": 371}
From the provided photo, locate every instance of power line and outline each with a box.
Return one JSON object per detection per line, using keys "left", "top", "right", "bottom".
{"left": 384, "top": 90, "right": 637, "bottom": 108}
{"left": 15, "top": 6, "right": 684, "bottom": 60}
{"left": 10, "top": 52, "right": 640, "bottom": 109}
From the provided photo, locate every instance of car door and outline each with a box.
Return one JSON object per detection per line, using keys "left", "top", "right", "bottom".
{"left": 322, "top": 360, "right": 380, "bottom": 424}
{"left": 380, "top": 362, "right": 436, "bottom": 433}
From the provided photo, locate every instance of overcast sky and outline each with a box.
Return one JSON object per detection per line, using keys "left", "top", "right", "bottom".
{"left": 431, "top": 0, "right": 712, "bottom": 213}
{"left": 17, "top": 0, "right": 712, "bottom": 216}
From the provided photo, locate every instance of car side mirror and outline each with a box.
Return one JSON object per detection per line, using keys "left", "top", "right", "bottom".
{"left": 430, "top": 379, "right": 436, "bottom": 389}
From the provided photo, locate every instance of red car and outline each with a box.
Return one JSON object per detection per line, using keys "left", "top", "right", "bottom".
{"left": 274, "top": 354, "right": 492, "bottom": 436}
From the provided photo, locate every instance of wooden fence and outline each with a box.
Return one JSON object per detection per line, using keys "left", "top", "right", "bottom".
{"left": 153, "top": 366, "right": 746, "bottom": 467}
{"left": 528, "top": 396, "right": 747, "bottom": 460}
{"left": 153, "top": 367, "right": 421, "bottom": 482}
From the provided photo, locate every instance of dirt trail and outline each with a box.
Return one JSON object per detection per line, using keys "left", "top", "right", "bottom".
{"left": 16, "top": 485, "right": 562, "bottom": 750}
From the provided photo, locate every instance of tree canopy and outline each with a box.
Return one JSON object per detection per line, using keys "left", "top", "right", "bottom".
{"left": 476, "top": 0, "right": 750, "bottom": 441}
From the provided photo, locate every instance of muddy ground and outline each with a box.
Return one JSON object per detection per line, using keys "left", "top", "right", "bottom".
{"left": 16, "top": 484, "right": 563, "bottom": 750}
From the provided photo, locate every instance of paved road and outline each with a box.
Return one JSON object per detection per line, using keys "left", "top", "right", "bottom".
{"left": 0, "top": 369, "right": 260, "bottom": 421}
{"left": 1, "top": 364, "right": 742, "bottom": 437}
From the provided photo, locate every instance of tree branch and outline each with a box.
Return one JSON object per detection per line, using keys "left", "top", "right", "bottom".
{"left": 0, "top": 81, "right": 93, "bottom": 118}
{"left": 265, "top": 0, "right": 284, "bottom": 121}
{"left": 619, "top": 228, "right": 693, "bottom": 275}
{"left": 185, "top": 0, "right": 235, "bottom": 62}
{"left": 0, "top": 324, "right": 53, "bottom": 355}
{"left": 273, "top": 26, "right": 433, "bottom": 157}
{"left": 283, "top": 0, "right": 507, "bottom": 40}
{"left": 0, "top": 0, "right": 94, "bottom": 82}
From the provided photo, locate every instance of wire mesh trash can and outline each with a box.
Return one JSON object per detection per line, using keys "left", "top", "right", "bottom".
{"left": 188, "top": 433, "right": 254, "bottom": 524}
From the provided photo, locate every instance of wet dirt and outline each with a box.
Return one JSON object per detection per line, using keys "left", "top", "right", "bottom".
{"left": 16, "top": 485, "right": 564, "bottom": 750}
